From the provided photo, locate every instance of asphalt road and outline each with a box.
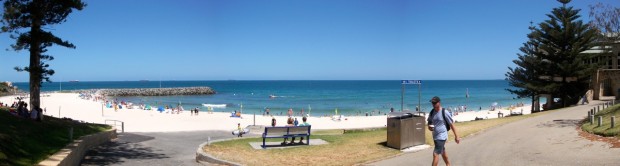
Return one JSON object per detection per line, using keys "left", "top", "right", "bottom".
{"left": 81, "top": 130, "right": 252, "bottom": 166}
{"left": 369, "top": 100, "right": 620, "bottom": 166}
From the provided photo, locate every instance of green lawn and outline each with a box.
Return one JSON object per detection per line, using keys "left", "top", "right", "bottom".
{"left": 0, "top": 107, "right": 110, "bottom": 166}
{"left": 203, "top": 111, "right": 548, "bottom": 166}
{"left": 581, "top": 103, "right": 620, "bottom": 137}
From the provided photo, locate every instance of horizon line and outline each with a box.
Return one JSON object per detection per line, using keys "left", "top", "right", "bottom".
{"left": 8, "top": 79, "right": 507, "bottom": 83}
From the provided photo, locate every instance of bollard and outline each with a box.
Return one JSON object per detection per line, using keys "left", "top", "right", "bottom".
{"left": 590, "top": 115, "right": 594, "bottom": 125}
{"left": 612, "top": 116, "right": 616, "bottom": 128}
{"left": 588, "top": 110, "right": 591, "bottom": 117}
{"left": 594, "top": 107, "right": 598, "bottom": 114}
{"left": 598, "top": 116, "right": 603, "bottom": 127}
{"left": 598, "top": 105, "right": 600, "bottom": 112}
{"left": 594, "top": 107, "right": 597, "bottom": 114}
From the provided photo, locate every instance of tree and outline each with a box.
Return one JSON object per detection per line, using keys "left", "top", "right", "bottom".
{"left": 507, "top": 0, "right": 597, "bottom": 109}
{"left": 507, "top": 23, "right": 544, "bottom": 112}
{"left": 1, "top": 0, "right": 85, "bottom": 113}
{"left": 590, "top": 2, "right": 620, "bottom": 42}
{"left": 589, "top": 2, "right": 620, "bottom": 68}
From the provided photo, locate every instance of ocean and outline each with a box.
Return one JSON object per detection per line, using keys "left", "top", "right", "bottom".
{"left": 12, "top": 80, "right": 530, "bottom": 116}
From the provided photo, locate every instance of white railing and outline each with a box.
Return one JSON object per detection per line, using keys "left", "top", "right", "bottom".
{"left": 105, "top": 119, "right": 124, "bottom": 133}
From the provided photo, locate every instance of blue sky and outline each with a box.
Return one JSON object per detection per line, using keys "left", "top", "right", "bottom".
{"left": 1, "top": 0, "right": 618, "bottom": 82}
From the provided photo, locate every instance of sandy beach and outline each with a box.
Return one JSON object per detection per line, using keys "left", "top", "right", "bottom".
{"left": 0, "top": 92, "right": 533, "bottom": 132}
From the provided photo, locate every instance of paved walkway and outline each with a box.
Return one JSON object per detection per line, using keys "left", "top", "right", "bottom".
{"left": 370, "top": 100, "right": 620, "bottom": 166}
{"left": 81, "top": 130, "right": 253, "bottom": 165}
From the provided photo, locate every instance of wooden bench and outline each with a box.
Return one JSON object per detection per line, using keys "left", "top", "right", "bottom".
{"left": 262, "top": 126, "right": 311, "bottom": 148}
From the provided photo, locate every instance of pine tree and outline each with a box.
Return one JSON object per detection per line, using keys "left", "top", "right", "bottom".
{"left": 1, "top": 0, "right": 85, "bottom": 113}
{"left": 507, "top": 0, "right": 597, "bottom": 109}
{"left": 506, "top": 23, "right": 547, "bottom": 112}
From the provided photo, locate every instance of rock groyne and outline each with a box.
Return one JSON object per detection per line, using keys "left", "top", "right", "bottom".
{"left": 97, "top": 87, "right": 215, "bottom": 96}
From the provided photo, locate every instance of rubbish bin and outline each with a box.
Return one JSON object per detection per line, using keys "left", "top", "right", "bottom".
{"left": 387, "top": 112, "right": 426, "bottom": 149}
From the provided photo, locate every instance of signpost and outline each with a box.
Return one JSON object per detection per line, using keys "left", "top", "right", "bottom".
{"left": 401, "top": 80, "right": 422, "bottom": 113}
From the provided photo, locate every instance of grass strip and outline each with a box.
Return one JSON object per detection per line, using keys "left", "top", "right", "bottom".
{"left": 0, "top": 107, "right": 110, "bottom": 166}
{"left": 581, "top": 104, "right": 620, "bottom": 137}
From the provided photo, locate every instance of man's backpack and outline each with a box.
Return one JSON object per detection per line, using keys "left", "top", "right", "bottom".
{"left": 430, "top": 108, "right": 451, "bottom": 131}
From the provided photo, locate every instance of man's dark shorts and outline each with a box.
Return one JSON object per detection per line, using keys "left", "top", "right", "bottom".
{"left": 433, "top": 140, "right": 446, "bottom": 154}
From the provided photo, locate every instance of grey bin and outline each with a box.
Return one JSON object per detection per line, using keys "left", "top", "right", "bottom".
{"left": 387, "top": 112, "right": 425, "bottom": 149}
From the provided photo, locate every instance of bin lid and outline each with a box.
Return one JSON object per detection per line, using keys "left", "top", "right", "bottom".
{"left": 388, "top": 111, "right": 424, "bottom": 119}
{"left": 388, "top": 112, "right": 413, "bottom": 119}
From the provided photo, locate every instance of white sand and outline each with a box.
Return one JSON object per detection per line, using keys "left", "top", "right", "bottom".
{"left": 0, "top": 93, "right": 533, "bottom": 132}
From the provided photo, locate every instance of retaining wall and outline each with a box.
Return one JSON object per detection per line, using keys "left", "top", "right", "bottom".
{"left": 37, "top": 129, "right": 117, "bottom": 166}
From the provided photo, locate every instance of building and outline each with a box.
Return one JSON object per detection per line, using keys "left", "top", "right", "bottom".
{"left": 586, "top": 35, "right": 620, "bottom": 100}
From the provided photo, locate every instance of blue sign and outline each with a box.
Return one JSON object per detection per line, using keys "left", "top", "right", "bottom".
{"left": 401, "top": 80, "right": 422, "bottom": 84}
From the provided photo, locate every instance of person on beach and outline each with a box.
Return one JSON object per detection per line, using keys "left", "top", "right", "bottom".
{"left": 294, "top": 118, "right": 299, "bottom": 126}
{"left": 287, "top": 108, "right": 293, "bottom": 117}
{"left": 271, "top": 117, "right": 276, "bottom": 127}
{"left": 237, "top": 123, "right": 244, "bottom": 137}
{"left": 427, "top": 96, "right": 460, "bottom": 166}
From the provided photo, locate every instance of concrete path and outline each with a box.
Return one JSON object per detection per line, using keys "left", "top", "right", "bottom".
{"left": 370, "top": 100, "right": 620, "bottom": 166}
{"left": 81, "top": 130, "right": 254, "bottom": 165}
{"left": 248, "top": 139, "right": 328, "bottom": 150}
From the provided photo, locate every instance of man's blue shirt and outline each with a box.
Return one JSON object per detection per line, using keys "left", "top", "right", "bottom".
{"left": 427, "top": 108, "right": 453, "bottom": 140}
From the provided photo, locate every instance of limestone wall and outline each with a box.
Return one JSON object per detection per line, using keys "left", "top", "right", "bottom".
{"left": 593, "top": 69, "right": 620, "bottom": 100}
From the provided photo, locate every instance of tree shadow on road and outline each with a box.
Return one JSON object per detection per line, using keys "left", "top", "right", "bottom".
{"left": 536, "top": 119, "right": 581, "bottom": 128}
{"left": 80, "top": 133, "right": 169, "bottom": 165}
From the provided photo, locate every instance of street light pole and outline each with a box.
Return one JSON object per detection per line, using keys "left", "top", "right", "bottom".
{"left": 418, "top": 84, "right": 421, "bottom": 113}
{"left": 401, "top": 84, "right": 404, "bottom": 112}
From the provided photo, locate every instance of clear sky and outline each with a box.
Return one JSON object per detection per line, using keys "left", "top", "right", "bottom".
{"left": 1, "top": 0, "right": 618, "bottom": 82}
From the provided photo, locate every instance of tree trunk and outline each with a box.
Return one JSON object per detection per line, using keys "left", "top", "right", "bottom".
{"left": 29, "top": 2, "right": 42, "bottom": 112}
{"left": 531, "top": 95, "right": 535, "bottom": 113}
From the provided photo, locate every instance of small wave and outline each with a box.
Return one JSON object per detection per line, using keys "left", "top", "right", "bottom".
{"left": 202, "top": 104, "right": 227, "bottom": 108}
{"left": 271, "top": 95, "right": 294, "bottom": 98}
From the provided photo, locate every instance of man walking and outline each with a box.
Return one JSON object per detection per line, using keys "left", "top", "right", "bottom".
{"left": 427, "top": 96, "right": 460, "bottom": 166}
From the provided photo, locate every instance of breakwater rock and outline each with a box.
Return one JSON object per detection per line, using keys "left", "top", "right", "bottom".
{"left": 97, "top": 87, "right": 216, "bottom": 96}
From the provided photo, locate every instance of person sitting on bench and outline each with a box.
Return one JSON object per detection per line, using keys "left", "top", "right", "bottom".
{"left": 282, "top": 117, "right": 296, "bottom": 144}
{"left": 296, "top": 116, "right": 311, "bottom": 143}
